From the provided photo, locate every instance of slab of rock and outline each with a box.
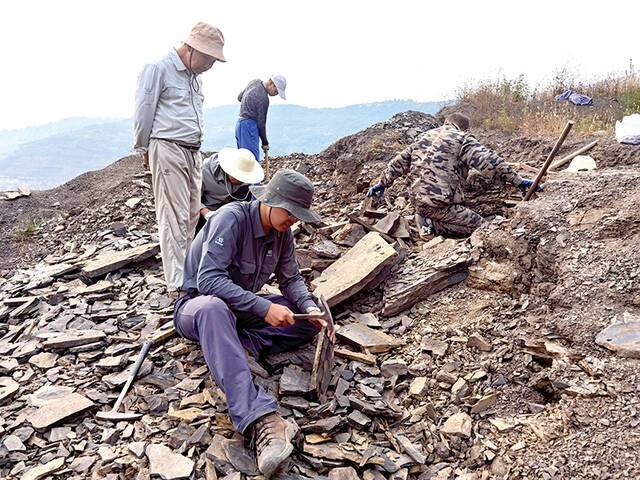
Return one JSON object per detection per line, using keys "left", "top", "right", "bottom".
{"left": 2, "top": 187, "right": 31, "bottom": 201}
{"left": 329, "top": 466, "right": 361, "bottom": 480}
{"left": 30, "top": 393, "right": 94, "bottom": 430}
{"left": 301, "top": 415, "right": 342, "bottom": 434}
{"left": 381, "top": 359, "right": 408, "bottom": 377}
{"left": 471, "top": 393, "right": 499, "bottom": 414}
{"left": 441, "top": 412, "right": 472, "bottom": 438}
{"left": 468, "top": 333, "right": 492, "bottom": 352}
{"left": 303, "top": 442, "right": 362, "bottom": 463}
{"left": 310, "top": 240, "right": 342, "bottom": 259}
{"left": 336, "top": 322, "right": 399, "bottom": 353}
{"left": 351, "top": 311, "right": 381, "bottom": 328}
{"left": 4, "top": 434, "right": 26, "bottom": 451}
{"left": 73, "top": 280, "right": 114, "bottom": 295}
{"left": 334, "top": 348, "right": 377, "bottom": 365}
{"left": 28, "top": 352, "right": 59, "bottom": 369}
{"left": 69, "top": 456, "right": 96, "bottom": 474}
{"left": 146, "top": 443, "right": 195, "bottom": 480}
{"left": 396, "top": 434, "right": 426, "bottom": 464}
{"left": 332, "top": 223, "right": 366, "bottom": 247}
{"left": 42, "top": 329, "right": 106, "bottom": 350}
{"left": 102, "top": 359, "right": 154, "bottom": 388}
{"left": 81, "top": 242, "right": 160, "bottom": 279}
{"left": 0, "top": 377, "right": 20, "bottom": 401}
{"left": 20, "top": 458, "right": 64, "bottom": 480}
{"left": 26, "top": 385, "right": 75, "bottom": 407}
{"left": 312, "top": 232, "right": 397, "bottom": 307}
{"left": 383, "top": 240, "right": 470, "bottom": 316}
{"left": 409, "top": 377, "right": 428, "bottom": 396}
{"left": 595, "top": 321, "right": 640, "bottom": 358}
{"left": 374, "top": 212, "right": 401, "bottom": 235}
{"left": 279, "top": 365, "right": 312, "bottom": 395}
{"left": 310, "top": 322, "right": 334, "bottom": 403}
{"left": 0, "top": 357, "right": 20, "bottom": 374}
{"left": 421, "top": 337, "right": 448, "bottom": 356}
{"left": 129, "top": 441, "right": 147, "bottom": 458}
{"left": 222, "top": 437, "right": 259, "bottom": 476}
{"left": 125, "top": 197, "right": 143, "bottom": 209}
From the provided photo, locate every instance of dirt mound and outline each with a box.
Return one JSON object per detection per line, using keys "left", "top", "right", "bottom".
{"left": 274, "top": 111, "right": 441, "bottom": 198}
{"left": 475, "top": 127, "right": 640, "bottom": 170}
{"left": 0, "top": 154, "right": 156, "bottom": 272}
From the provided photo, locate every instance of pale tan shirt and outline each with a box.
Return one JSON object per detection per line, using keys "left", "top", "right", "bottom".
{"left": 133, "top": 49, "right": 204, "bottom": 153}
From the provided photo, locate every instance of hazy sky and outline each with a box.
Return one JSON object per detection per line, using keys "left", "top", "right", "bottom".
{"left": 1, "top": 0, "right": 639, "bottom": 129}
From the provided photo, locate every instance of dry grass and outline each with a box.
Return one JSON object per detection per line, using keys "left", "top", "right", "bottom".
{"left": 455, "top": 66, "right": 640, "bottom": 136}
{"left": 12, "top": 217, "right": 42, "bottom": 242}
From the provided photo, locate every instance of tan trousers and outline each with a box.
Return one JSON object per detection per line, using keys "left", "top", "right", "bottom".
{"left": 149, "top": 139, "right": 202, "bottom": 291}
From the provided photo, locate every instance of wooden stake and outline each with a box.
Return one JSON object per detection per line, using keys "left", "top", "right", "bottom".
{"left": 549, "top": 139, "right": 598, "bottom": 171}
{"left": 524, "top": 121, "right": 574, "bottom": 201}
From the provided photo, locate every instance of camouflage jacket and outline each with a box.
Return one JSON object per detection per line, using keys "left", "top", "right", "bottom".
{"left": 380, "top": 124, "right": 523, "bottom": 209}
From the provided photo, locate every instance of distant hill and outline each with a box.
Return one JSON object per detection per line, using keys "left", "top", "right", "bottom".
{"left": 0, "top": 100, "right": 447, "bottom": 190}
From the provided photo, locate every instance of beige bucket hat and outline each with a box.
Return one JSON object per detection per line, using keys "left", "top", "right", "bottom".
{"left": 184, "top": 22, "right": 226, "bottom": 62}
{"left": 218, "top": 148, "right": 263, "bottom": 184}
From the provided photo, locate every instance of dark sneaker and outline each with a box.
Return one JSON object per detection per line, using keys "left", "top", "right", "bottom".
{"left": 251, "top": 413, "right": 295, "bottom": 477}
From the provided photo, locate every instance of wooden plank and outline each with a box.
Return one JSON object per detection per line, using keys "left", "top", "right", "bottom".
{"left": 550, "top": 140, "right": 598, "bottom": 171}
{"left": 334, "top": 348, "right": 377, "bottom": 365}
{"left": 311, "top": 232, "right": 397, "bottom": 307}
{"left": 81, "top": 243, "right": 159, "bottom": 278}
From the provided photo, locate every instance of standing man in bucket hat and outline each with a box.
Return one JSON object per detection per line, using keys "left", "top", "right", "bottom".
{"left": 174, "top": 170, "right": 327, "bottom": 476}
{"left": 236, "top": 75, "right": 287, "bottom": 163}
{"left": 133, "top": 22, "right": 226, "bottom": 296}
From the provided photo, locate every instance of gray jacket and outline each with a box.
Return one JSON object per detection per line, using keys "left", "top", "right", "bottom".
{"left": 201, "top": 154, "right": 250, "bottom": 211}
{"left": 238, "top": 79, "right": 270, "bottom": 145}
{"left": 182, "top": 201, "right": 317, "bottom": 317}
{"left": 133, "top": 49, "right": 204, "bottom": 153}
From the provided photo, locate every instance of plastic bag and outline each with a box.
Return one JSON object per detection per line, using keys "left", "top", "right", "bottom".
{"left": 615, "top": 114, "right": 640, "bottom": 144}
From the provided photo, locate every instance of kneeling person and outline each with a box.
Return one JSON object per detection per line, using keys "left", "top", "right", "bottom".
{"left": 174, "top": 169, "right": 325, "bottom": 476}
{"left": 367, "top": 112, "right": 540, "bottom": 239}
{"left": 199, "top": 147, "right": 263, "bottom": 224}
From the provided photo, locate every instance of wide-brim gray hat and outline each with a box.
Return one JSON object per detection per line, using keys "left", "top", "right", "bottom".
{"left": 250, "top": 169, "right": 322, "bottom": 224}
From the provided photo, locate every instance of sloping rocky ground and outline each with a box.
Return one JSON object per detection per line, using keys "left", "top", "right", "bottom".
{"left": 1, "top": 112, "right": 639, "bottom": 479}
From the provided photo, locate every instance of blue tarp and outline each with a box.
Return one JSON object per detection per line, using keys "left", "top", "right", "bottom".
{"left": 555, "top": 89, "right": 593, "bottom": 106}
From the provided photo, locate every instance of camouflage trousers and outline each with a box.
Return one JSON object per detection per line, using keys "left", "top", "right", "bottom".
{"left": 418, "top": 204, "right": 483, "bottom": 237}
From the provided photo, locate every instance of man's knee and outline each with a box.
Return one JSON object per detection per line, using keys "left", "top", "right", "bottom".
{"left": 193, "top": 296, "right": 235, "bottom": 329}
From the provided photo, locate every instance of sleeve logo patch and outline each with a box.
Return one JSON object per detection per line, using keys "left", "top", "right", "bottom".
{"left": 214, "top": 237, "right": 225, "bottom": 247}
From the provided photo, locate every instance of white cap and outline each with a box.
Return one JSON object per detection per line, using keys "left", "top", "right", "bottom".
{"left": 270, "top": 74, "right": 287, "bottom": 100}
{"left": 218, "top": 148, "right": 264, "bottom": 184}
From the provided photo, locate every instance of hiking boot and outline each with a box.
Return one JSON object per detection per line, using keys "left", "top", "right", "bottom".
{"left": 251, "top": 412, "right": 295, "bottom": 477}
{"left": 415, "top": 214, "right": 436, "bottom": 241}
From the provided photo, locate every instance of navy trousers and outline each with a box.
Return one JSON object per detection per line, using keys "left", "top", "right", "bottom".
{"left": 235, "top": 118, "right": 261, "bottom": 163}
{"left": 174, "top": 294, "right": 318, "bottom": 433}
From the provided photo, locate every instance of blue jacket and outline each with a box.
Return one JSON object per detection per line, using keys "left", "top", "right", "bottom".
{"left": 181, "top": 201, "right": 316, "bottom": 317}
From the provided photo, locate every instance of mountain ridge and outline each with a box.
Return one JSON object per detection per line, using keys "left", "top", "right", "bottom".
{"left": 0, "top": 100, "right": 447, "bottom": 190}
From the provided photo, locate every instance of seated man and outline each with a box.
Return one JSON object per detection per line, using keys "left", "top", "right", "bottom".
{"left": 367, "top": 112, "right": 540, "bottom": 239}
{"left": 198, "top": 148, "right": 263, "bottom": 227}
{"left": 174, "top": 169, "right": 326, "bottom": 476}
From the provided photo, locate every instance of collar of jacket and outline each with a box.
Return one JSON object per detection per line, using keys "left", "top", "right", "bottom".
{"left": 169, "top": 48, "right": 188, "bottom": 72}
